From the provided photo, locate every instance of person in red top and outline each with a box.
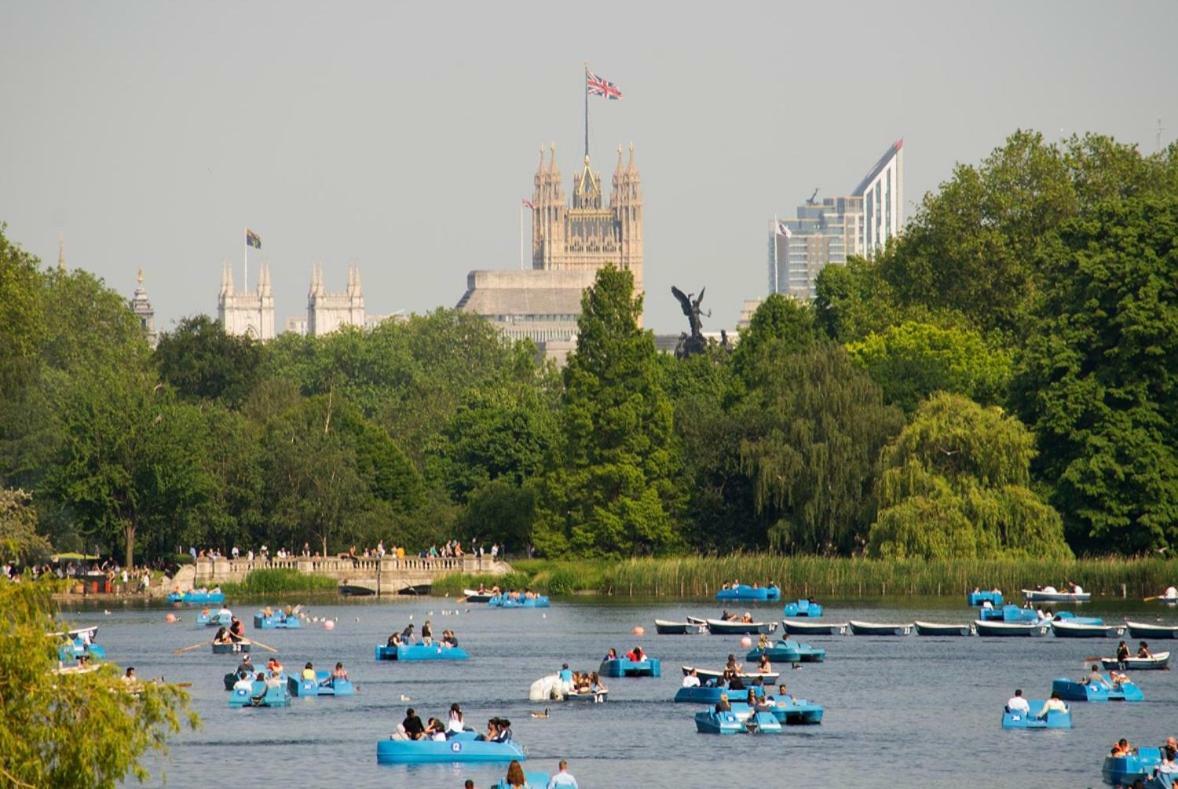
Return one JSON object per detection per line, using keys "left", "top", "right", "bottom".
{"left": 626, "top": 645, "right": 645, "bottom": 662}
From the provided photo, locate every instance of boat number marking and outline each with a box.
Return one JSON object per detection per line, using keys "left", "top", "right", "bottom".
{"left": 451, "top": 742, "right": 462, "bottom": 752}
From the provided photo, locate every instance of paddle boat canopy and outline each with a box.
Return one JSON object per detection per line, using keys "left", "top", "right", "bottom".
{"left": 782, "top": 599, "right": 823, "bottom": 618}
{"left": 254, "top": 611, "right": 302, "bottom": 629}
{"left": 967, "top": 590, "right": 1004, "bottom": 607}
{"left": 674, "top": 683, "right": 764, "bottom": 704}
{"left": 745, "top": 639, "right": 826, "bottom": 663}
{"left": 376, "top": 732, "right": 526, "bottom": 764}
{"left": 228, "top": 680, "right": 291, "bottom": 707}
{"left": 1103, "top": 748, "right": 1162, "bottom": 787}
{"left": 167, "top": 590, "right": 225, "bottom": 605}
{"left": 374, "top": 642, "right": 469, "bottom": 661}
{"left": 1051, "top": 675, "right": 1144, "bottom": 702}
{"left": 600, "top": 657, "right": 661, "bottom": 677}
{"left": 288, "top": 671, "right": 355, "bottom": 697}
{"left": 58, "top": 638, "right": 106, "bottom": 662}
{"left": 1100, "top": 651, "right": 1170, "bottom": 670}
{"left": 1001, "top": 702, "right": 1071, "bottom": 729}
{"left": 715, "top": 584, "right": 781, "bottom": 602}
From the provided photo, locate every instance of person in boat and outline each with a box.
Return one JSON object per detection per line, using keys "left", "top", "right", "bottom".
{"left": 1157, "top": 745, "right": 1178, "bottom": 776}
{"left": 228, "top": 617, "right": 245, "bottom": 642}
{"left": 262, "top": 606, "right": 273, "bottom": 617}
{"left": 604, "top": 647, "right": 619, "bottom": 661}
{"left": 714, "top": 692, "right": 732, "bottom": 713}
{"left": 447, "top": 703, "right": 465, "bottom": 734}
{"left": 626, "top": 645, "right": 645, "bottom": 662}
{"left": 981, "top": 599, "right": 994, "bottom": 611}
{"left": 236, "top": 654, "right": 253, "bottom": 674}
{"left": 756, "top": 654, "right": 772, "bottom": 674}
{"left": 721, "top": 582, "right": 731, "bottom": 590}
{"left": 1111, "top": 738, "right": 1133, "bottom": 757}
{"left": 400, "top": 708, "right": 426, "bottom": 740}
{"left": 719, "top": 609, "right": 733, "bottom": 621}
{"left": 200, "top": 606, "right": 211, "bottom": 619}
{"left": 400, "top": 623, "right": 415, "bottom": 641}
{"left": 268, "top": 657, "right": 285, "bottom": 677}
{"left": 682, "top": 668, "right": 701, "bottom": 688}
{"left": 301, "top": 662, "right": 316, "bottom": 681}
{"left": 233, "top": 672, "right": 254, "bottom": 692}
{"left": 123, "top": 667, "right": 137, "bottom": 683}
{"left": 589, "top": 672, "right": 607, "bottom": 700}
{"left": 1116, "top": 641, "right": 1131, "bottom": 668}
{"left": 725, "top": 654, "right": 739, "bottom": 673}
{"left": 421, "top": 619, "right": 433, "bottom": 645}
{"left": 744, "top": 688, "right": 758, "bottom": 707}
{"left": 757, "top": 633, "right": 771, "bottom": 649}
{"left": 425, "top": 717, "right": 447, "bottom": 741}
{"left": 480, "top": 718, "right": 499, "bottom": 742}
{"left": 442, "top": 629, "right": 458, "bottom": 647}
{"left": 558, "top": 662, "right": 574, "bottom": 686}
{"left": 504, "top": 760, "right": 528, "bottom": 789}
{"left": 1138, "top": 641, "right": 1154, "bottom": 659}
{"left": 727, "top": 673, "right": 746, "bottom": 691}
{"left": 1035, "top": 692, "right": 1068, "bottom": 720}
{"left": 217, "top": 603, "right": 232, "bottom": 619}
{"left": 492, "top": 718, "right": 513, "bottom": 743}
{"left": 1086, "top": 665, "right": 1112, "bottom": 689}
{"left": 1005, "top": 688, "right": 1030, "bottom": 714}
{"left": 1164, "top": 585, "right": 1178, "bottom": 600}
{"left": 387, "top": 632, "right": 403, "bottom": 648}
{"left": 212, "top": 626, "right": 231, "bottom": 644}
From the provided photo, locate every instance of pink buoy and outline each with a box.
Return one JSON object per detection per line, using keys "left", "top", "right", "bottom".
{"left": 324, "top": 619, "right": 335, "bottom": 631}
{"left": 164, "top": 612, "right": 177, "bottom": 623}
{"left": 740, "top": 636, "right": 752, "bottom": 648}
{"left": 632, "top": 625, "right": 645, "bottom": 636}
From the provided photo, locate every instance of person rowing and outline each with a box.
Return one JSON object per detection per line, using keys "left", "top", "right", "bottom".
{"left": 228, "top": 617, "right": 245, "bottom": 642}
{"left": 1138, "top": 641, "right": 1154, "bottom": 659}
{"left": 212, "top": 627, "right": 232, "bottom": 645}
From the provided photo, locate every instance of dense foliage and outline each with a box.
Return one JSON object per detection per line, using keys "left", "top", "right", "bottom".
{"left": 1, "top": 129, "right": 1175, "bottom": 560}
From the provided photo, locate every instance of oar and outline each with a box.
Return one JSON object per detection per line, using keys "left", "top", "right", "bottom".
{"left": 173, "top": 641, "right": 207, "bottom": 655}
{"left": 246, "top": 638, "right": 278, "bottom": 654}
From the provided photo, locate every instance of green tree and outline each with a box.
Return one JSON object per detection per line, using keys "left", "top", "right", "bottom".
{"left": 533, "top": 267, "right": 682, "bottom": 556}
{"left": 738, "top": 345, "right": 904, "bottom": 554}
{"left": 154, "top": 315, "right": 264, "bottom": 407}
{"left": 731, "top": 294, "right": 822, "bottom": 388}
{"left": 0, "top": 226, "right": 46, "bottom": 399}
{"left": 0, "top": 489, "right": 51, "bottom": 564}
{"left": 455, "top": 478, "right": 537, "bottom": 549}
{"left": 846, "top": 321, "right": 1013, "bottom": 413}
{"left": 0, "top": 582, "right": 197, "bottom": 787}
{"left": 868, "top": 393, "right": 1071, "bottom": 559}
{"left": 1013, "top": 196, "right": 1178, "bottom": 552}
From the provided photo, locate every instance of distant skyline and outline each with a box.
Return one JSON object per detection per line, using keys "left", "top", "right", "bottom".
{"left": 1, "top": 1, "right": 1175, "bottom": 332}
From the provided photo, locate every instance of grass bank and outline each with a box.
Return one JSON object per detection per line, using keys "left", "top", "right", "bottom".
{"left": 432, "top": 555, "right": 1175, "bottom": 599}
{"left": 219, "top": 569, "right": 338, "bottom": 596}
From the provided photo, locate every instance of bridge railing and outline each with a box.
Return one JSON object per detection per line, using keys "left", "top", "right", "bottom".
{"left": 193, "top": 554, "right": 497, "bottom": 583}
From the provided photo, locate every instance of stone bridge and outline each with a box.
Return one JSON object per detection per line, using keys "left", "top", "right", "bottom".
{"left": 191, "top": 555, "right": 511, "bottom": 596}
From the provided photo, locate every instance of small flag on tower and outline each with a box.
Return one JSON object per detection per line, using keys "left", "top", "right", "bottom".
{"left": 586, "top": 70, "right": 623, "bottom": 100}
{"left": 246, "top": 228, "right": 262, "bottom": 249}
{"left": 776, "top": 221, "right": 792, "bottom": 239}
{"left": 522, "top": 198, "right": 535, "bottom": 210}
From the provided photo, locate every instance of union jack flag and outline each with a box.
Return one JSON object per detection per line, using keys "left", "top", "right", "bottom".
{"left": 586, "top": 70, "right": 622, "bottom": 100}
{"left": 522, "top": 198, "right": 535, "bottom": 210}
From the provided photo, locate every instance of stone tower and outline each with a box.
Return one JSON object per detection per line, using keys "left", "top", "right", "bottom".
{"left": 129, "top": 268, "right": 157, "bottom": 348}
{"left": 307, "top": 263, "right": 365, "bottom": 336}
{"left": 217, "top": 260, "right": 275, "bottom": 340}
{"left": 531, "top": 143, "right": 644, "bottom": 295}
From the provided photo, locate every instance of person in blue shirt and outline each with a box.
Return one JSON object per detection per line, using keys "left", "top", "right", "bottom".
{"left": 558, "top": 663, "right": 573, "bottom": 684}
{"left": 547, "top": 759, "right": 578, "bottom": 788}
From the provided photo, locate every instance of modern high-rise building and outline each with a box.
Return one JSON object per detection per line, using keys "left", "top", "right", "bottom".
{"left": 769, "top": 140, "right": 903, "bottom": 300}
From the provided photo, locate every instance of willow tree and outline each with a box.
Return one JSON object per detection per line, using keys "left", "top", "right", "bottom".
{"left": 0, "top": 582, "right": 197, "bottom": 787}
{"left": 738, "top": 344, "right": 904, "bottom": 554}
{"left": 868, "top": 392, "right": 1070, "bottom": 559}
{"left": 533, "top": 266, "right": 681, "bottom": 556}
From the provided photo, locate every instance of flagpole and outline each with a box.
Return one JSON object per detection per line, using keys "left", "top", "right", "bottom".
{"left": 584, "top": 63, "right": 589, "bottom": 159}
{"left": 519, "top": 203, "right": 524, "bottom": 270}
{"left": 243, "top": 227, "right": 248, "bottom": 292}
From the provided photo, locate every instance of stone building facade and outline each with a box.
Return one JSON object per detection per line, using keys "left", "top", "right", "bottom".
{"left": 218, "top": 261, "right": 275, "bottom": 340}
{"left": 307, "top": 263, "right": 365, "bottom": 336}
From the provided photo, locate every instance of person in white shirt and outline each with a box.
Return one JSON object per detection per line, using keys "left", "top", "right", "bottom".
{"left": 1006, "top": 689, "right": 1030, "bottom": 714}
{"left": 681, "top": 669, "right": 701, "bottom": 688}
{"left": 547, "top": 760, "right": 578, "bottom": 789}
{"left": 233, "top": 673, "right": 254, "bottom": 692}
{"left": 1036, "top": 693, "right": 1068, "bottom": 719}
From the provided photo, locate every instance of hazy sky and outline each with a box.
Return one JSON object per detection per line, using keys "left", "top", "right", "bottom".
{"left": 2, "top": 2, "right": 1175, "bottom": 332}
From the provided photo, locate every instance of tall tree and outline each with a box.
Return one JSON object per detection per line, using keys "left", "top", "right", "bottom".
{"left": 731, "top": 293, "right": 822, "bottom": 388}
{"left": 533, "top": 267, "right": 682, "bottom": 556}
{"left": 0, "top": 488, "right": 51, "bottom": 564}
{"left": 0, "top": 226, "right": 46, "bottom": 400}
{"left": 154, "top": 315, "right": 264, "bottom": 407}
{"left": 868, "top": 392, "right": 1070, "bottom": 559}
{"left": 1013, "top": 196, "right": 1178, "bottom": 552}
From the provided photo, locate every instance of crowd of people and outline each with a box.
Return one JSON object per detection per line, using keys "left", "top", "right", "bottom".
{"left": 556, "top": 663, "right": 608, "bottom": 699}
{"left": 391, "top": 703, "right": 511, "bottom": 743}
{"left": 1108, "top": 736, "right": 1178, "bottom": 785}
{"left": 385, "top": 619, "right": 459, "bottom": 649}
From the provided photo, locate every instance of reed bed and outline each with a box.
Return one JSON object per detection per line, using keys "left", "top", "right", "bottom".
{"left": 435, "top": 555, "right": 1174, "bottom": 599}
{"left": 220, "top": 568, "right": 339, "bottom": 595}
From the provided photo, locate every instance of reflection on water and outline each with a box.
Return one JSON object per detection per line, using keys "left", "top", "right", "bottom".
{"left": 72, "top": 595, "right": 1177, "bottom": 788}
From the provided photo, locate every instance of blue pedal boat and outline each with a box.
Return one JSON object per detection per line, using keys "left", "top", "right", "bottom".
{"left": 196, "top": 611, "right": 233, "bottom": 627}
{"left": 695, "top": 709, "right": 782, "bottom": 734}
{"left": 1001, "top": 702, "right": 1071, "bottom": 729}
{"left": 288, "top": 671, "right": 355, "bottom": 697}
{"left": 1103, "top": 748, "right": 1162, "bottom": 786}
{"left": 731, "top": 698, "right": 823, "bottom": 725}
{"left": 979, "top": 604, "right": 1040, "bottom": 623}
{"left": 745, "top": 639, "right": 825, "bottom": 663}
{"left": 782, "top": 599, "right": 822, "bottom": 618}
{"left": 167, "top": 590, "right": 225, "bottom": 605}
{"left": 58, "top": 639, "right": 106, "bottom": 662}
{"left": 968, "top": 591, "right": 1004, "bottom": 607}
{"left": 228, "top": 680, "right": 291, "bottom": 708}
{"left": 716, "top": 584, "right": 781, "bottom": 602}
{"left": 674, "top": 684, "right": 764, "bottom": 704}
{"left": 254, "top": 612, "right": 302, "bottom": 629}
{"left": 487, "top": 594, "right": 550, "bottom": 608}
{"left": 374, "top": 643, "right": 470, "bottom": 661}
{"left": 1052, "top": 676, "right": 1144, "bottom": 702}
{"left": 376, "top": 732, "right": 526, "bottom": 764}
{"left": 599, "top": 657, "right": 661, "bottom": 677}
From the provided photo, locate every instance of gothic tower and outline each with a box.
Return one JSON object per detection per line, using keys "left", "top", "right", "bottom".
{"left": 307, "top": 263, "right": 365, "bottom": 336}
{"left": 218, "top": 260, "right": 275, "bottom": 340}
{"left": 129, "top": 268, "right": 157, "bottom": 348}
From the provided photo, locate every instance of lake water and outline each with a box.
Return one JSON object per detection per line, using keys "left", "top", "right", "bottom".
{"left": 64, "top": 595, "right": 1178, "bottom": 788}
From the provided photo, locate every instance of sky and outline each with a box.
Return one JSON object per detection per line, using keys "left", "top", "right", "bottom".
{"left": 2, "top": 1, "right": 1176, "bottom": 333}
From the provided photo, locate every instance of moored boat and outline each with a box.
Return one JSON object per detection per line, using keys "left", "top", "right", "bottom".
{"left": 1099, "top": 651, "right": 1170, "bottom": 670}
{"left": 781, "top": 599, "right": 822, "bottom": 618}
{"left": 464, "top": 588, "right": 495, "bottom": 603}
{"left": 599, "top": 657, "right": 661, "bottom": 677}
{"left": 212, "top": 641, "right": 251, "bottom": 654}
{"left": 848, "top": 620, "right": 911, "bottom": 636}
{"left": 288, "top": 671, "right": 355, "bottom": 697}
{"left": 745, "top": 639, "right": 825, "bottom": 662}
{"left": 682, "top": 665, "right": 779, "bottom": 685}
{"left": 1022, "top": 588, "right": 1091, "bottom": 603}
{"left": 914, "top": 621, "right": 972, "bottom": 637}
{"left": 783, "top": 619, "right": 847, "bottom": 636}
{"left": 654, "top": 619, "right": 708, "bottom": 635}
{"left": 1102, "top": 747, "right": 1162, "bottom": 786}
{"left": 1051, "top": 676, "right": 1144, "bottom": 702}
{"left": 1001, "top": 702, "right": 1071, "bottom": 729}
{"left": 705, "top": 618, "right": 777, "bottom": 635}
{"left": 375, "top": 732, "right": 526, "bottom": 764}
{"left": 374, "top": 642, "right": 469, "bottom": 661}
{"left": 974, "top": 620, "right": 1048, "bottom": 637}
{"left": 1126, "top": 620, "right": 1178, "bottom": 639}
{"left": 228, "top": 680, "right": 290, "bottom": 707}
{"left": 1050, "top": 620, "right": 1125, "bottom": 639}
{"left": 715, "top": 584, "right": 781, "bottom": 602}
{"left": 967, "top": 590, "right": 1004, "bottom": 607}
